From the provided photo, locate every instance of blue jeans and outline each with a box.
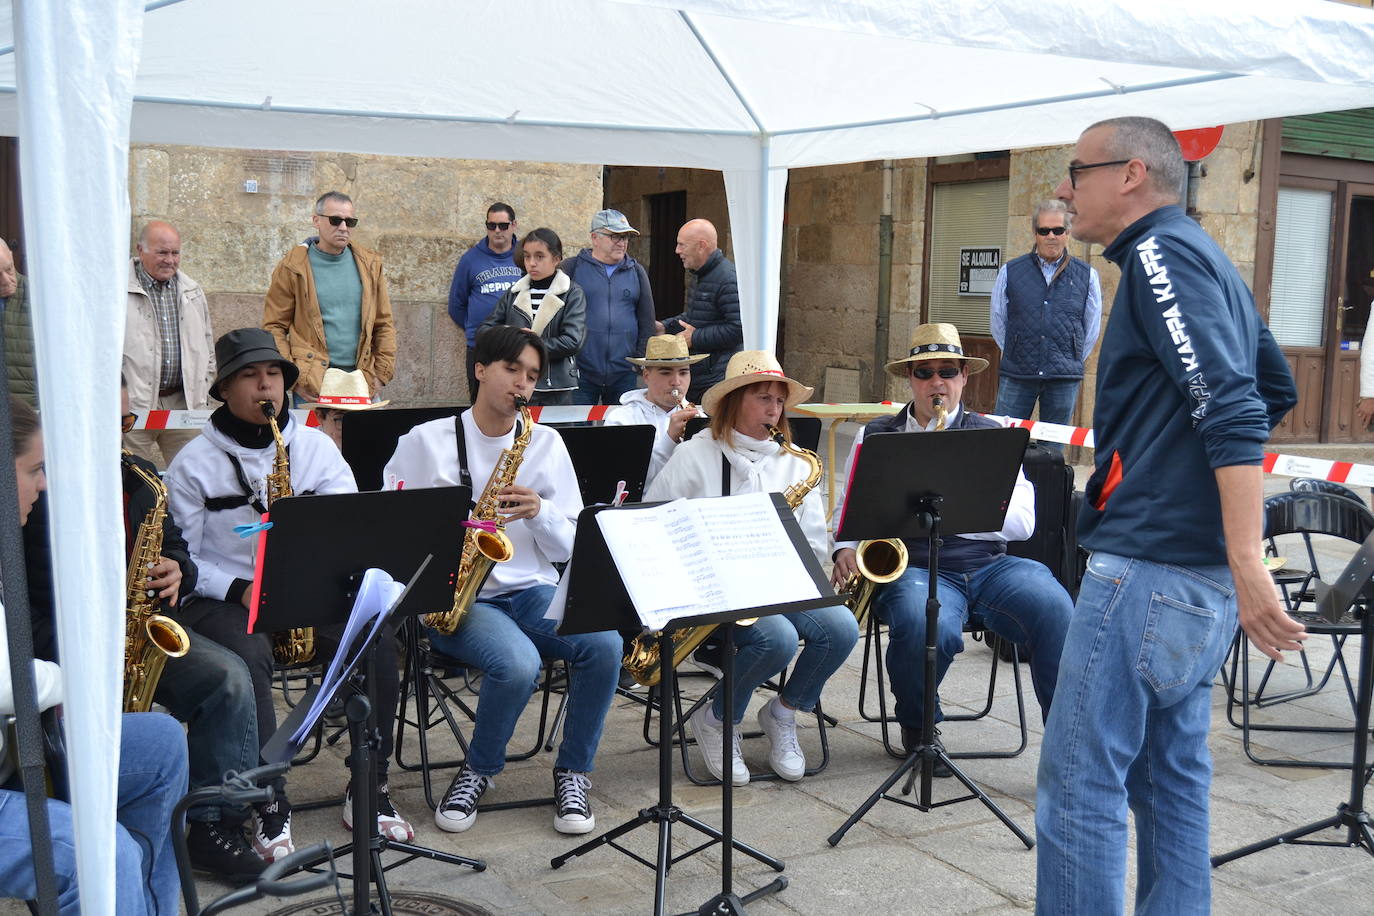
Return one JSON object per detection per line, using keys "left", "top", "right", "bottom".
{"left": 0, "top": 713, "right": 187, "bottom": 915}
{"left": 573, "top": 369, "right": 639, "bottom": 406}
{"left": 994, "top": 377, "right": 1082, "bottom": 451}
{"left": 155, "top": 631, "right": 259, "bottom": 824}
{"left": 427, "top": 586, "right": 622, "bottom": 775}
{"left": 713, "top": 605, "right": 858, "bottom": 724}
{"left": 873, "top": 554, "right": 1072, "bottom": 727}
{"left": 1035, "top": 552, "right": 1238, "bottom": 916}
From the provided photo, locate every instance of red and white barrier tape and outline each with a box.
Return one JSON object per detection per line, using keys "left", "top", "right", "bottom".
{"left": 131, "top": 408, "right": 1374, "bottom": 489}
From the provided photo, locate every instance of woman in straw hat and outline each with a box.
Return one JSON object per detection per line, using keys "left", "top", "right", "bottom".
{"left": 604, "top": 333, "right": 705, "bottom": 485}
{"left": 646, "top": 351, "right": 858, "bottom": 785}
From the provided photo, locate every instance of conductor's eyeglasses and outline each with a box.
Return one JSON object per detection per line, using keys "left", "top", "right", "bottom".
{"left": 322, "top": 215, "right": 358, "bottom": 227}
{"left": 1067, "top": 159, "right": 1132, "bottom": 188}
{"left": 911, "top": 366, "right": 961, "bottom": 380}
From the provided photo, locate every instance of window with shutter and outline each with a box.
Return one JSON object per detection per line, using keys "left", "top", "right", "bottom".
{"left": 927, "top": 178, "right": 1009, "bottom": 336}
{"left": 1270, "top": 187, "right": 1332, "bottom": 349}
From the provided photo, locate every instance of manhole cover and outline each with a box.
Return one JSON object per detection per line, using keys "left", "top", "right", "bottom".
{"left": 268, "top": 893, "right": 494, "bottom": 916}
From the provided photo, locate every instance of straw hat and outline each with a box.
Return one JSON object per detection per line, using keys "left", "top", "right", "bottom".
{"left": 626, "top": 334, "right": 708, "bottom": 367}
{"left": 884, "top": 323, "right": 989, "bottom": 378}
{"left": 701, "top": 350, "right": 814, "bottom": 417}
{"left": 300, "top": 367, "right": 390, "bottom": 411}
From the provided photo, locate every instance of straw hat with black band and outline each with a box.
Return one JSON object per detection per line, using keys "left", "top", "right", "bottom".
{"left": 700, "top": 350, "right": 813, "bottom": 417}
{"left": 884, "top": 323, "right": 989, "bottom": 378}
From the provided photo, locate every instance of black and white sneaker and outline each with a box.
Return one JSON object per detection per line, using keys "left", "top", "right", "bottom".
{"left": 186, "top": 820, "right": 267, "bottom": 885}
{"left": 343, "top": 782, "right": 415, "bottom": 841}
{"left": 690, "top": 640, "right": 724, "bottom": 679}
{"left": 553, "top": 767, "right": 595, "bottom": 835}
{"left": 434, "top": 764, "right": 492, "bottom": 833}
{"left": 250, "top": 797, "right": 295, "bottom": 861}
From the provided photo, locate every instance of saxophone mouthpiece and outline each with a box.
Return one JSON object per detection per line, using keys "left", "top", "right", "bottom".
{"left": 259, "top": 400, "right": 277, "bottom": 420}
{"left": 513, "top": 395, "right": 530, "bottom": 409}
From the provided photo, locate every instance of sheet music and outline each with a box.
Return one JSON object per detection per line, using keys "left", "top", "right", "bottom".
{"left": 596, "top": 493, "right": 821, "bottom": 629}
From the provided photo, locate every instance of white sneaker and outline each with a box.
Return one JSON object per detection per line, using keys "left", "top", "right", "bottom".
{"left": 434, "top": 764, "right": 492, "bottom": 833}
{"left": 250, "top": 798, "right": 294, "bottom": 862}
{"left": 689, "top": 703, "right": 749, "bottom": 786}
{"left": 757, "top": 698, "right": 805, "bottom": 781}
{"left": 343, "top": 782, "right": 416, "bottom": 842}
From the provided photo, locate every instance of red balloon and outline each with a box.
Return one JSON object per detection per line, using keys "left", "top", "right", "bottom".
{"left": 1173, "top": 126, "right": 1224, "bottom": 161}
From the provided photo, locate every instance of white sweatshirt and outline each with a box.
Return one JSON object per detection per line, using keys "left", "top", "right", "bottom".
{"left": 603, "top": 388, "right": 682, "bottom": 486}
{"left": 382, "top": 412, "right": 581, "bottom": 596}
{"left": 0, "top": 598, "right": 64, "bottom": 765}
{"left": 166, "top": 415, "right": 358, "bottom": 601}
{"left": 645, "top": 428, "right": 829, "bottom": 566}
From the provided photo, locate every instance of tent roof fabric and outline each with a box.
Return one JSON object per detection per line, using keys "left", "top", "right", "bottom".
{"left": 4, "top": 0, "right": 1374, "bottom": 169}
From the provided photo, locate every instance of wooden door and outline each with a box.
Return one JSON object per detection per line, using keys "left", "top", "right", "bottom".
{"left": 1325, "top": 185, "right": 1374, "bottom": 442}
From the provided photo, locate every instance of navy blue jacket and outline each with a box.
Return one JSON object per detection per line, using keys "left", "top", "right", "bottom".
{"left": 662, "top": 249, "right": 742, "bottom": 390}
{"left": 448, "top": 238, "right": 523, "bottom": 347}
{"left": 1081, "top": 205, "right": 1297, "bottom": 565}
{"left": 864, "top": 404, "right": 1008, "bottom": 573}
{"left": 560, "top": 250, "right": 656, "bottom": 386}
{"left": 1000, "top": 253, "right": 1093, "bottom": 380}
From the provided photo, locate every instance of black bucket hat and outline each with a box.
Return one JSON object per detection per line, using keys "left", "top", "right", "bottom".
{"left": 209, "top": 328, "right": 300, "bottom": 402}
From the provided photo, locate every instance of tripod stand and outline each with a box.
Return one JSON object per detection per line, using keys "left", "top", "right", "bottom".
{"left": 1213, "top": 598, "right": 1374, "bottom": 866}
{"left": 551, "top": 628, "right": 786, "bottom": 916}
{"left": 828, "top": 497, "right": 1033, "bottom": 848}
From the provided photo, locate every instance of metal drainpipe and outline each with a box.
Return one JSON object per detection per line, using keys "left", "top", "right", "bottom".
{"left": 873, "top": 159, "right": 895, "bottom": 400}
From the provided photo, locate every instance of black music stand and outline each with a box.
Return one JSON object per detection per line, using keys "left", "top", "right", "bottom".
{"left": 550, "top": 494, "right": 836, "bottom": 915}
{"left": 340, "top": 407, "right": 463, "bottom": 491}
{"left": 1212, "top": 529, "right": 1374, "bottom": 868}
{"left": 552, "top": 424, "right": 655, "bottom": 504}
{"left": 826, "top": 427, "right": 1036, "bottom": 849}
{"left": 250, "top": 487, "right": 485, "bottom": 914}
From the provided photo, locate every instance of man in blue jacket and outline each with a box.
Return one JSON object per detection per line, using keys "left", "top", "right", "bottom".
{"left": 449, "top": 202, "right": 523, "bottom": 400}
{"left": 662, "top": 219, "right": 743, "bottom": 403}
{"left": 1035, "top": 117, "right": 1306, "bottom": 916}
{"left": 561, "top": 209, "right": 656, "bottom": 405}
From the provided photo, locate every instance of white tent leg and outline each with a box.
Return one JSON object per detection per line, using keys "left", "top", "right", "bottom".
{"left": 724, "top": 140, "right": 788, "bottom": 353}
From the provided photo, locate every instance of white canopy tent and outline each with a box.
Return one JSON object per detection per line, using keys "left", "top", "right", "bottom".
{"left": 2, "top": 0, "right": 1373, "bottom": 907}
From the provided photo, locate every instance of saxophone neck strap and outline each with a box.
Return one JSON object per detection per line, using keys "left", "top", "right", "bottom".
{"left": 720, "top": 453, "right": 730, "bottom": 497}
{"left": 455, "top": 409, "right": 524, "bottom": 511}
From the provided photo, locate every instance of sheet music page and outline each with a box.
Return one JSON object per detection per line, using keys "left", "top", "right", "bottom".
{"left": 596, "top": 493, "right": 821, "bottom": 630}
{"left": 595, "top": 500, "right": 705, "bottom": 629}
{"left": 689, "top": 492, "right": 821, "bottom": 610}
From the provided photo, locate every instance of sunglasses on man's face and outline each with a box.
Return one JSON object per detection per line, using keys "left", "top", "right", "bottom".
{"left": 321, "top": 215, "right": 358, "bottom": 228}
{"left": 121, "top": 412, "right": 138, "bottom": 433}
{"left": 486, "top": 221, "right": 512, "bottom": 231}
{"left": 912, "top": 366, "right": 962, "bottom": 380}
{"left": 1035, "top": 226, "right": 1067, "bottom": 236}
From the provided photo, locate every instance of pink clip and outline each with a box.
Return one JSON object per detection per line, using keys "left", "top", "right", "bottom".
{"left": 463, "top": 519, "right": 500, "bottom": 534}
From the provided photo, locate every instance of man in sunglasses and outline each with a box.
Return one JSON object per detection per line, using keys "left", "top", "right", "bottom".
{"left": 263, "top": 190, "right": 396, "bottom": 406}
{"left": 449, "top": 202, "right": 523, "bottom": 399}
{"left": 124, "top": 220, "right": 217, "bottom": 467}
{"left": 989, "top": 200, "right": 1102, "bottom": 446}
{"left": 831, "top": 323, "right": 1072, "bottom": 772}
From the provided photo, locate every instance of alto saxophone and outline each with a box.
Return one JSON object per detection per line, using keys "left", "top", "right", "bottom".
{"left": 121, "top": 452, "right": 191, "bottom": 713}
{"left": 424, "top": 398, "right": 532, "bottom": 636}
{"left": 261, "top": 401, "right": 314, "bottom": 665}
{"left": 622, "top": 422, "right": 824, "bottom": 687}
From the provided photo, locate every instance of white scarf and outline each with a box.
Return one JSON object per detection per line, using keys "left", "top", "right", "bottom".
{"left": 719, "top": 430, "right": 782, "bottom": 493}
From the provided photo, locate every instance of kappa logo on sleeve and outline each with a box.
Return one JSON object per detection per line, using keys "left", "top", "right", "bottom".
{"left": 1138, "top": 236, "right": 1211, "bottom": 424}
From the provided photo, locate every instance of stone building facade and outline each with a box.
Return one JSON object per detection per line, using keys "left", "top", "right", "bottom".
{"left": 128, "top": 145, "right": 603, "bottom": 405}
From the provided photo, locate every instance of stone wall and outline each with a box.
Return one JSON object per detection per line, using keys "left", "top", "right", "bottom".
{"left": 128, "top": 145, "right": 603, "bottom": 405}
{"left": 602, "top": 166, "right": 733, "bottom": 273}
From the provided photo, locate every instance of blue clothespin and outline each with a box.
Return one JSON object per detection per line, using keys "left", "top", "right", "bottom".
{"left": 234, "top": 521, "right": 274, "bottom": 539}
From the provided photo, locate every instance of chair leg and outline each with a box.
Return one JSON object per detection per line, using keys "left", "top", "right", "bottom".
{"left": 946, "top": 637, "right": 1029, "bottom": 760}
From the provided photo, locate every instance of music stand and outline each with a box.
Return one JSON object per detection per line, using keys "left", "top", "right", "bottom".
{"left": 250, "top": 487, "right": 486, "bottom": 913}
{"left": 1212, "top": 529, "right": 1374, "bottom": 868}
{"left": 552, "top": 424, "right": 655, "bottom": 504}
{"left": 826, "top": 427, "right": 1036, "bottom": 849}
{"left": 341, "top": 406, "right": 463, "bottom": 491}
{"left": 550, "top": 494, "right": 836, "bottom": 915}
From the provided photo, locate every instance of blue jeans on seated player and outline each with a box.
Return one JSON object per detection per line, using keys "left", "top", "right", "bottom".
{"left": 0, "top": 712, "right": 187, "bottom": 915}
{"left": 873, "top": 554, "right": 1072, "bottom": 728}
{"left": 426, "top": 585, "right": 622, "bottom": 776}
{"left": 993, "top": 376, "right": 1081, "bottom": 451}
{"left": 1035, "top": 552, "right": 1238, "bottom": 916}
{"left": 712, "top": 604, "right": 859, "bottom": 725}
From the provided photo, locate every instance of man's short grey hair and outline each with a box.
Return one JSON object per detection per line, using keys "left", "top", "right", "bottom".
{"left": 314, "top": 191, "right": 354, "bottom": 215}
{"left": 1032, "top": 199, "right": 1071, "bottom": 232}
{"left": 1086, "top": 116, "right": 1185, "bottom": 202}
